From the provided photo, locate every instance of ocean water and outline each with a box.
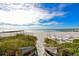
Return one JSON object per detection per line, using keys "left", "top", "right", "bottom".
{"left": 0, "top": 29, "right": 57, "bottom": 32}
{"left": 0, "top": 28, "right": 78, "bottom": 32}
{"left": 24, "top": 28, "right": 79, "bottom": 32}
{"left": 25, "top": 29, "right": 58, "bottom": 32}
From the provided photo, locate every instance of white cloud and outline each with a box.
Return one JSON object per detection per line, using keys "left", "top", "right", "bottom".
{"left": 0, "top": 3, "right": 45, "bottom": 24}
{"left": 0, "top": 3, "right": 65, "bottom": 25}
{"left": 39, "top": 21, "right": 64, "bottom": 25}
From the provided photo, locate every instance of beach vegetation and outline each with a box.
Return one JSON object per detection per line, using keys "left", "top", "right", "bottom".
{"left": 44, "top": 38, "right": 58, "bottom": 47}
{"left": 0, "top": 34, "right": 37, "bottom": 55}
{"left": 44, "top": 38, "right": 79, "bottom": 56}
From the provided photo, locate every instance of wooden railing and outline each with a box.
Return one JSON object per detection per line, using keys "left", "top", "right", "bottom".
{"left": 45, "top": 47, "right": 58, "bottom": 56}
{"left": 0, "top": 47, "right": 38, "bottom": 56}
{"left": 15, "top": 47, "right": 38, "bottom": 56}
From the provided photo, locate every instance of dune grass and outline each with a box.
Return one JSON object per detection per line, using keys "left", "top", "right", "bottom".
{"left": 44, "top": 38, "right": 58, "bottom": 47}
{"left": 0, "top": 34, "right": 37, "bottom": 55}
{"left": 44, "top": 38, "right": 79, "bottom": 56}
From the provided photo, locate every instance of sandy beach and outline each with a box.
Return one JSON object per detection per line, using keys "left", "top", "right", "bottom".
{"left": 24, "top": 31, "right": 79, "bottom": 56}
{"left": 0, "top": 31, "right": 79, "bottom": 56}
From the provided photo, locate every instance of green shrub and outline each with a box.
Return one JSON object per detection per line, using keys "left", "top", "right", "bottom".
{"left": 45, "top": 38, "right": 58, "bottom": 47}
{"left": 72, "top": 39, "right": 79, "bottom": 43}
{"left": 0, "top": 34, "right": 37, "bottom": 55}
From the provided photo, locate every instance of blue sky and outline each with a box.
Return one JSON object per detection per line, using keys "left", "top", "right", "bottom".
{"left": 0, "top": 3, "right": 79, "bottom": 29}
{"left": 38, "top": 3, "right": 79, "bottom": 28}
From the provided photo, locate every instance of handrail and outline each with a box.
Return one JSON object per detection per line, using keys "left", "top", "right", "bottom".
{"left": 45, "top": 47, "right": 57, "bottom": 56}
{"left": 16, "top": 47, "right": 38, "bottom": 56}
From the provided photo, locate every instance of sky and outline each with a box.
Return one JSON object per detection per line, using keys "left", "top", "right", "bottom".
{"left": 0, "top": 3, "right": 79, "bottom": 29}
